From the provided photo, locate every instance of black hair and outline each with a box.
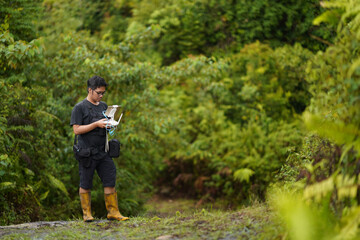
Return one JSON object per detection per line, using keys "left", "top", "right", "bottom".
{"left": 87, "top": 75, "right": 108, "bottom": 91}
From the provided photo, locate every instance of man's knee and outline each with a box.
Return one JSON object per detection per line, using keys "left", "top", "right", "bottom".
{"left": 79, "top": 187, "right": 91, "bottom": 193}
{"left": 104, "top": 187, "right": 115, "bottom": 194}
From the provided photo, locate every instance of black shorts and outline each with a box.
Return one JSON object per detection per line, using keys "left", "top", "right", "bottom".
{"left": 78, "top": 154, "right": 116, "bottom": 189}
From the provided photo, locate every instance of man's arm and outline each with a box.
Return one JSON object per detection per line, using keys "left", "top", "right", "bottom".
{"left": 73, "top": 119, "right": 108, "bottom": 135}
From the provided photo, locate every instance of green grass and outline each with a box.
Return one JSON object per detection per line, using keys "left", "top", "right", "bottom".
{"left": 0, "top": 199, "right": 285, "bottom": 240}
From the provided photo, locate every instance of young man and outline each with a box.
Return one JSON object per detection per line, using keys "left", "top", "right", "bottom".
{"left": 70, "top": 75, "right": 129, "bottom": 222}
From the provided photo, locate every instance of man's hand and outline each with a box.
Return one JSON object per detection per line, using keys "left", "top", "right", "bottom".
{"left": 96, "top": 118, "right": 108, "bottom": 128}
{"left": 73, "top": 119, "right": 109, "bottom": 135}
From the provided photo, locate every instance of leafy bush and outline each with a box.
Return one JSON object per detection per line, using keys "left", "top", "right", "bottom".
{"left": 226, "top": 42, "right": 313, "bottom": 124}
{"left": 156, "top": 55, "right": 305, "bottom": 203}
{"left": 0, "top": 23, "right": 71, "bottom": 224}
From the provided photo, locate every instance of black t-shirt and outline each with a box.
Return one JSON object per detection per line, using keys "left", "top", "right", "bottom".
{"left": 70, "top": 99, "right": 108, "bottom": 149}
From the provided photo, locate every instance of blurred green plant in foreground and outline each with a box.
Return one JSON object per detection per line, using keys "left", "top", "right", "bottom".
{"left": 269, "top": 1, "right": 360, "bottom": 239}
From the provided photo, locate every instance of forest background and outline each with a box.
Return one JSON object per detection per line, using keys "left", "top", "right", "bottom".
{"left": 1, "top": 0, "right": 360, "bottom": 239}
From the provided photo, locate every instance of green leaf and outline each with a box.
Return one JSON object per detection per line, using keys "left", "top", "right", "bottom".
{"left": 24, "top": 168, "right": 35, "bottom": 177}
{"left": 19, "top": 44, "right": 26, "bottom": 53}
{"left": 39, "top": 190, "right": 50, "bottom": 201}
{"left": 29, "top": 48, "right": 34, "bottom": 57}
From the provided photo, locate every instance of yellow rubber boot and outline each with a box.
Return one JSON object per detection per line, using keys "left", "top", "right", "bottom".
{"left": 104, "top": 192, "right": 129, "bottom": 221}
{"left": 80, "top": 192, "right": 94, "bottom": 222}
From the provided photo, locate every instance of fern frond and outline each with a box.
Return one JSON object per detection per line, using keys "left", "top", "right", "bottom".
{"left": 234, "top": 168, "right": 255, "bottom": 183}
{"left": 304, "top": 177, "right": 334, "bottom": 202}
{"left": 336, "top": 174, "right": 358, "bottom": 199}
{"left": 347, "top": 56, "right": 360, "bottom": 78}
{"left": 46, "top": 174, "right": 69, "bottom": 197}
{"left": 0, "top": 181, "right": 16, "bottom": 190}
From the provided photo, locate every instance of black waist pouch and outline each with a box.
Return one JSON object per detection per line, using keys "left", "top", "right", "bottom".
{"left": 73, "top": 136, "right": 92, "bottom": 168}
{"left": 108, "top": 139, "right": 121, "bottom": 158}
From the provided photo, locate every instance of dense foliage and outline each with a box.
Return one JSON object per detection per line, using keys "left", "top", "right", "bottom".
{"left": 155, "top": 46, "right": 310, "bottom": 202}
{"left": 1, "top": 0, "right": 360, "bottom": 238}
{"left": 49, "top": 0, "right": 333, "bottom": 65}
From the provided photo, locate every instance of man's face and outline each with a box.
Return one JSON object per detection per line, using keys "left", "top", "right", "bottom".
{"left": 89, "top": 86, "right": 106, "bottom": 103}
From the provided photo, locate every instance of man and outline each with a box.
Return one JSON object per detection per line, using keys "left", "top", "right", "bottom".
{"left": 70, "top": 75, "right": 129, "bottom": 222}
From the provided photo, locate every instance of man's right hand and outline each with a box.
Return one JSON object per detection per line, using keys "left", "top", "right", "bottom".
{"left": 73, "top": 119, "right": 109, "bottom": 135}
{"left": 96, "top": 118, "right": 108, "bottom": 128}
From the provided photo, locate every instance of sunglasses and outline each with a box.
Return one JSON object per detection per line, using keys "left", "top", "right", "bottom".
{"left": 94, "top": 90, "right": 106, "bottom": 96}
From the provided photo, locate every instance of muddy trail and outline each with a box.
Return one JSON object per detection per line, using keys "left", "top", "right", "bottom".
{"left": 0, "top": 198, "right": 284, "bottom": 239}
